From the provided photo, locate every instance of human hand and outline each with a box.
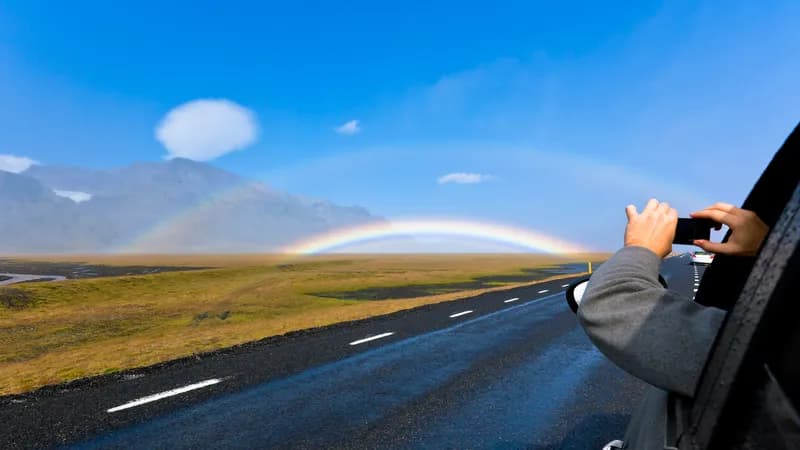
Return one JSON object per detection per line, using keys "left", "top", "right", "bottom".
{"left": 690, "top": 202, "right": 769, "bottom": 256}
{"left": 624, "top": 199, "right": 678, "bottom": 258}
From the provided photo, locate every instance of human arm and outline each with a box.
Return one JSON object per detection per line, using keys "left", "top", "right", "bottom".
{"left": 577, "top": 246, "right": 726, "bottom": 396}
{"left": 577, "top": 199, "right": 726, "bottom": 396}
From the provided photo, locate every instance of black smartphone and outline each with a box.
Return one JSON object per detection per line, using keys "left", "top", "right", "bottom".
{"left": 674, "top": 218, "right": 718, "bottom": 245}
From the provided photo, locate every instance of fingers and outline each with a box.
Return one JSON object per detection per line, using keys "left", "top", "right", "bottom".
{"left": 692, "top": 202, "right": 736, "bottom": 213}
{"left": 668, "top": 207, "right": 678, "bottom": 219}
{"left": 691, "top": 209, "right": 738, "bottom": 226}
{"left": 691, "top": 202, "right": 740, "bottom": 218}
{"left": 628, "top": 199, "right": 675, "bottom": 219}
{"left": 634, "top": 199, "right": 676, "bottom": 219}
{"left": 693, "top": 239, "right": 727, "bottom": 254}
{"left": 708, "top": 202, "right": 736, "bottom": 212}
{"left": 643, "top": 198, "right": 659, "bottom": 214}
{"left": 625, "top": 204, "right": 638, "bottom": 221}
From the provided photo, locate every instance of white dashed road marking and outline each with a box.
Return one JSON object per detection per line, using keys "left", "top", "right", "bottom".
{"left": 107, "top": 378, "right": 222, "bottom": 413}
{"left": 504, "top": 297, "right": 520, "bottom": 303}
{"left": 349, "top": 332, "right": 395, "bottom": 346}
{"left": 537, "top": 289, "right": 549, "bottom": 294}
{"left": 449, "top": 310, "right": 473, "bottom": 318}
{"left": 562, "top": 284, "right": 570, "bottom": 288}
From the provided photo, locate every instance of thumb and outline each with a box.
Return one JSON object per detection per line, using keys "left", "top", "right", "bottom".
{"left": 693, "top": 239, "right": 726, "bottom": 254}
{"left": 625, "top": 204, "right": 638, "bottom": 221}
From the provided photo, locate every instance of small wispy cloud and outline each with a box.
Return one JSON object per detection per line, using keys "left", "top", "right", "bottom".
{"left": 54, "top": 190, "right": 93, "bottom": 203}
{"left": 0, "top": 154, "right": 38, "bottom": 173}
{"left": 335, "top": 119, "right": 361, "bottom": 135}
{"left": 437, "top": 172, "right": 493, "bottom": 184}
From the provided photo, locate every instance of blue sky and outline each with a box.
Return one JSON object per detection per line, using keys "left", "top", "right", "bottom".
{"left": 1, "top": 1, "right": 798, "bottom": 251}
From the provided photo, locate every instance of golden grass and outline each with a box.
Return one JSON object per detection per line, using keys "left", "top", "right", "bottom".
{"left": 0, "top": 253, "right": 607, "bottom": 395}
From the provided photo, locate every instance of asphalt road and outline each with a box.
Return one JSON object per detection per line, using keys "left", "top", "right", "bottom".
{"left": 2, "top": 255, "right": 705, "bottom": 449}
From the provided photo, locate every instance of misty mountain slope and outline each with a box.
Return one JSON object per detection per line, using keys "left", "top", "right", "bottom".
{"left": 24, "top": 158, "right": 242, "bottom": 197}
{"left": 0, "top": 171, "right": 119, "bottom": 252}
{"left": 0, "top": 160, "right": 379, "bottom": 253}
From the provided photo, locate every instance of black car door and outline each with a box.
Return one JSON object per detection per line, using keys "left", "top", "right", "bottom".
{"left": 666, "top": 122, "right": 800, "bottom": 449}
{"left": 680, "top": 181, "right": 800, "bottom": 449}
{"left": 665, "top": 121, "right": 800, "bottom": 450}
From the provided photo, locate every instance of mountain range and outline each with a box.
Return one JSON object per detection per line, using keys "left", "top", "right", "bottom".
{"left": 0, "top": 158, "right": 378, "bottom": 253}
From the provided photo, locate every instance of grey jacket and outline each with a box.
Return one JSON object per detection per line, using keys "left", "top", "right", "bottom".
{"left": 578, "top": 246, "right": 726, "bottom": 448}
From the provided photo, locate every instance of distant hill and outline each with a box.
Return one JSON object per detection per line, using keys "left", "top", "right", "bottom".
{"left": 0, "top": 158, "right": 378, "bottom": 253}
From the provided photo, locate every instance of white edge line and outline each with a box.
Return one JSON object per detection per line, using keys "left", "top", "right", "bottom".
{"left": 537, "top": 289, "right": 549, "bottom": 294}
{"left": 504, "top": 297, "right": 520, "bottom": 303}
{"left": 349, "top": 332, "right": 395, "bottom": 346}
{"left": 449, "top": 310, "right": 473, "bottom": 318}
{"left": 107, "top": 378, "right": 222, "bottom": 413}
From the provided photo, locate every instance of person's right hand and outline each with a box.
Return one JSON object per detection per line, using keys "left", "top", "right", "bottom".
{"left": 690, "top": 202, "right": 769, "bottom": 256}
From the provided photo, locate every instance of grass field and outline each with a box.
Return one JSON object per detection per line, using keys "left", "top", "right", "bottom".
{"left": 0, "top": 253, "right": 607, "bottom": 395}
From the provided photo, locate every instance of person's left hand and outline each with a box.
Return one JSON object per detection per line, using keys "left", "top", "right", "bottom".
{"left": 624, "top": 199, "right": 678, "bottom": 258}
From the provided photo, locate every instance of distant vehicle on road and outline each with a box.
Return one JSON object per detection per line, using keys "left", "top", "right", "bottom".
{"left": 690, "top": 251, "right": 714, "bottom": 265}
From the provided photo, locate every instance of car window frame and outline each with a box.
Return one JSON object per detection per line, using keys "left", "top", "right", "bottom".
{"left": 676, "top": 182, "right": 800, "bottom": 449}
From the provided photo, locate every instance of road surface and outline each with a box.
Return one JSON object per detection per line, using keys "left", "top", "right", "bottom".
{"left": 2, "top": 255, "right": 704, "bottom": 449}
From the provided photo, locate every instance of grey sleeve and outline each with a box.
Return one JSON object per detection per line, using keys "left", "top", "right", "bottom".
{"left": 577, "top": 246, "right": 726, "bottom": 397}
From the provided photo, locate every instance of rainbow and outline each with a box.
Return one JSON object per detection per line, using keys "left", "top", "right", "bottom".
{"left": 117, "top": 183, "right": 588, "bottom": 254}
{"left": 279, "top": 219, "right": 590, "bottom": 254}
{"left": 116, "top": 182, "right": 261, "bottom": 253}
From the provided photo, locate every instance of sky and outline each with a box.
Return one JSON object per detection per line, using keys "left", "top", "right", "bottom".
{"left": 0, "top": 0, "right": 798, "bottom": 252}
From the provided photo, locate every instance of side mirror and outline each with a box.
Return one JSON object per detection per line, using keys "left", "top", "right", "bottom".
{"left": 566, "top": 274, "right": 668, "bottom": 314}
{"left": 566, "top": 279, "right": 590, "bottom": 314}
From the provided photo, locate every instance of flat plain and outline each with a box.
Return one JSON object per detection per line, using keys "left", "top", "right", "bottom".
{"left": 0, "top": 253, "right": 607, "bottom": 395}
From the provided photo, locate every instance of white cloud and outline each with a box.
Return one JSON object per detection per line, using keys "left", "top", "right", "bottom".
{"left": 155, "top": 99, "right": 258, "bottom": 161}
{"left": 437, "top": 172, "right": 493, "bottom": 184}
{"left": 335, "top": 119, "right": 361, "bottom": 135}
{"left": 54, "top": 190, "right": 93, "bottom": 203}
{"left": 0, "top": 154, "right": 38, "bottom": 173}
